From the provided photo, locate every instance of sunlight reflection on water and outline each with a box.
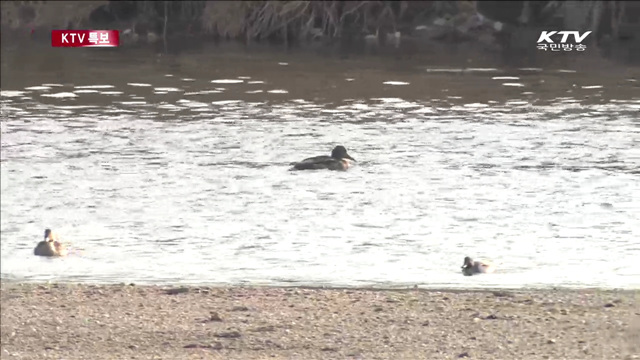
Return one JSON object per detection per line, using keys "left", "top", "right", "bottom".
{"left": 1, "top": 50, "right": 639, "bottom": 289}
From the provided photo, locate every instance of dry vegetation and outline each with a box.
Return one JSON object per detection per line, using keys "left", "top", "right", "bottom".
{"left": 3, "top": 1, "right": 632, "bottom": 48}
{"left": 1, "top": 1, "right": 457, "bottom": 42}
{"left": 199, "top": 1, "right": 434, "bottom": 42}
{"left": 0, "top": 1, "right": 108, "bottom": 29}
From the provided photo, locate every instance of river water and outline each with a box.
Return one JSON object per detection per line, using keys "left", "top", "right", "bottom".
{"left": 1, "top": 43, "right": 639, "bottom": 290}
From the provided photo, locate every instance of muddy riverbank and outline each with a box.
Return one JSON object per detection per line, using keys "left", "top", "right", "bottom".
{"left": 2, "top": 1, "right": 639, "bottom": 65}
{"left": 1, "top": 282, "right": 639, "bottom": 359}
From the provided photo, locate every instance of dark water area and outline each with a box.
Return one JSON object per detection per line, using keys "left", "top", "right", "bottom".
{"left": 1, "top": 39, "right": 639, "bottom": 289}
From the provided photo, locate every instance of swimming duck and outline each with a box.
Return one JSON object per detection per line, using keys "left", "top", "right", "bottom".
{"left": 290, "top": 145, "right": 356, "bottom": 171}
{"left": 461, "top": 256, "right": 495, "bottom": 276}
{"left": 34, "top": 229, "right": 68, "bottom": 257}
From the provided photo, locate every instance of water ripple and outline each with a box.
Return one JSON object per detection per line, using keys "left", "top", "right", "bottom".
{"left": 1, "top": 63, "right": 639, "bottom": 290}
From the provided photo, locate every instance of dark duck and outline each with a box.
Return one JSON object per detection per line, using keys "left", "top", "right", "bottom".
{"left": 290, "top": 145, "right": 356, "bottom": 171}
{"left": 34, "top": 229, "right": 68, "bottom": 257}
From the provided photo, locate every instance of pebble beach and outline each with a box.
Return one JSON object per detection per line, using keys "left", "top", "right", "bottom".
{"left": 1, "top": 282, "right": 639, "bottom": 359}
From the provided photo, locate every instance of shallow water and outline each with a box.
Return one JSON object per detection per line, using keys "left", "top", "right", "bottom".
{"left": 1, "top": 44, "right": 639, "bottom": 289}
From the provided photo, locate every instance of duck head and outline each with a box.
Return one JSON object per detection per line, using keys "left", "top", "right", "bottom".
{"left": 44, "top": 228, "right": 53, "bottom": 242}
{"left": 462, "top": 256, "right": 474, "bottom": 269}
{"left": 461, "top": 256, "right": 475, "bottom": 276}
{"left": 331, "top": 146, "right": 355, "bottom": 162}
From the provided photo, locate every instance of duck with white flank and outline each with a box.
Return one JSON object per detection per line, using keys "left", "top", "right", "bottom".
{"left": 461, "top": 256, "right": 495, "bottom": 276}
{"left": 34, "top": 229, "right": 68, "bottom": 257}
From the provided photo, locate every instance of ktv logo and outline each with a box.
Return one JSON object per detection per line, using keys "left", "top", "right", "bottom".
{"left": 537, "top": 31, "right": 592, "bottom": 52}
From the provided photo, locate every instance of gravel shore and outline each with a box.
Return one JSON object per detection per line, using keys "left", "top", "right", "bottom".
{"left": 1, "top": 282, "right": 639, "bottom": 359}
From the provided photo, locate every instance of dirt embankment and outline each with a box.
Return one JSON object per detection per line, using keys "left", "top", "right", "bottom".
{"left": 1, "top": 282, "right": 639, "bottom": 359}
{"left": 2, "top": 1, "right": 638, "bottom": 64}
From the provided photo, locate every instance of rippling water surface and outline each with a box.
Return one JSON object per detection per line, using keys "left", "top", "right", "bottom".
{"left": 1, "top": 45, "right": 639, "bottom": 289}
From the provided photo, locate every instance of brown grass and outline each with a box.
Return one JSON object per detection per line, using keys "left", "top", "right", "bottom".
{"left": 171, "top": 1, "right": 447, "bottom": 42}
{"left": 198, "top": 1, "right": 444, "bottom": 45}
